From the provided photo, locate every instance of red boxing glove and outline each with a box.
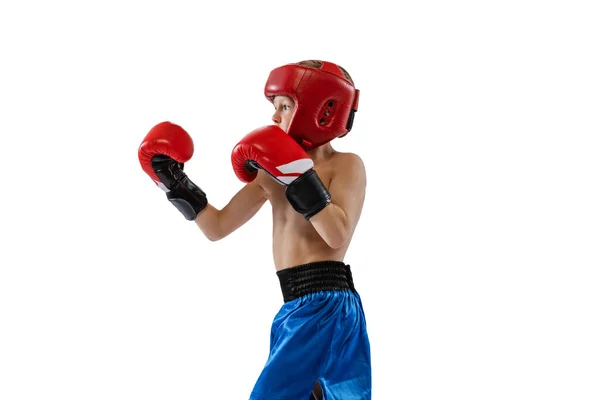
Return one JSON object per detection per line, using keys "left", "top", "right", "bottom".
{"left": 231, "top": 125, "right": 331, "bottom": 220}
{"left": 139, "top": 122, "right": 194, "bottom": 186}
{"left": 231, "top": 125, "right": 314, "bottom": 184}
{"left": 138, "top": 121, "right": 207, "bottom": 220}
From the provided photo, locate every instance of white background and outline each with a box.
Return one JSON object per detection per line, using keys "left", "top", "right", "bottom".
{"left": 1, "top": 0, "right": 599, "bottom": 399}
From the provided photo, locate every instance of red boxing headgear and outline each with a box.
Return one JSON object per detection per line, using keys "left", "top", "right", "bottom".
{"left": 264, "top": 60, "right": 360, "bottom": 150}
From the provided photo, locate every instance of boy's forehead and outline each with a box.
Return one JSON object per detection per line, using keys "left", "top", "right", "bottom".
{"left": 273, "top": 95, "right": 295, "bottom": 104}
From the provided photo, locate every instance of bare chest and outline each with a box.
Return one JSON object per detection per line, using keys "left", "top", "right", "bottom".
{"left": 255, "top": 156, "right": 347, "bottom": 268}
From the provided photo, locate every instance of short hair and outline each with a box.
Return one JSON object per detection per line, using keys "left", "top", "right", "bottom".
{"left": 297, "top": 60, "right": 354, "bottom": 85}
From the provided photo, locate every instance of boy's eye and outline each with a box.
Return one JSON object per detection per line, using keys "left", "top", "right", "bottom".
{"left": 275, "top": 104, "right": 292, "bottom": 111}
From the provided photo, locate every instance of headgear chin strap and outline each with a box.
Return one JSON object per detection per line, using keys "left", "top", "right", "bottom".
{"left": 264, "top": 60, "right": 360, "bottom": 150}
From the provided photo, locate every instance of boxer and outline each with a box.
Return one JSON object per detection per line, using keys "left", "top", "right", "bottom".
{"left": 139, "top": 60, "right": 371, "bottom": 400}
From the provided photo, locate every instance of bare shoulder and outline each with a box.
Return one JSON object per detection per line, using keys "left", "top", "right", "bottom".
{"left": 331, "top": 151, "right": 367, "bottom": 178}
{"left": 326, "top": 151, "right": 367, "bottom": 216}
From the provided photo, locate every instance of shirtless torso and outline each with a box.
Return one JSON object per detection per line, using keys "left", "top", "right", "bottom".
{"left": 257, "top": 148, "right": 365, "bottom": 271}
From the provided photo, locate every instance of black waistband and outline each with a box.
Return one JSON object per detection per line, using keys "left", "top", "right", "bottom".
{"left": 276, "top": 261, "right": 356, "bottom": 303}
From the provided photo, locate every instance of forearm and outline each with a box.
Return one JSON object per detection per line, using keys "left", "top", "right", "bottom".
{"left": 309, "top": 203, "right": 352, "bottom": 249}
{"left": 194, "top": 204, "right": 224, "bottom": 241}
{"left": 194, "top": 182, "right": 268, "bottom": 242}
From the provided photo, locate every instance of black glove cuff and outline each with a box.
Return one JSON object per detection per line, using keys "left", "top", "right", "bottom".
{"left": 152, "top": 155, "right": 208, "bottom": 221}
{"left": 166, "top": 177, "right": 208, "bottom": 220}
{"left": 285, "top": 169, "right": 331, "bottom": 220}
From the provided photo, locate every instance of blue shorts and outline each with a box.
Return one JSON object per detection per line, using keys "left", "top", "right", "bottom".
{"left": 250, "top": 261, "right": 371, "bottom": 400}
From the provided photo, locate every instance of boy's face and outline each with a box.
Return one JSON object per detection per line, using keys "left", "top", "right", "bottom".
{"left": 271, "top": 95, "right": 295, "bottom": 133}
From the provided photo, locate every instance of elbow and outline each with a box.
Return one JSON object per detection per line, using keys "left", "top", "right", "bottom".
{"left": 203, "top": 226, "right": 229, "bottom": 242}
{"left": 204, "top": 227, "right": 233, "bottom": 242}
{"left": 194, "top": 208, "right": 227, "bottom": 242}
{"left": 205, "top": 233, "right": 222, "bottom": 242}
{"left": 327, "top": 237, "right": 349, "bottom": 250}
{"left": 325, "top": 228, "right": 351, "bottom": 250}
{"left": 195, "top": 221, "right": 225, "bottom": 242}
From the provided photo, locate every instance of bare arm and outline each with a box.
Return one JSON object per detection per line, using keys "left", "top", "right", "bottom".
{"left": 309, "top": 153, "right": 367, "bottom": 249}
{"left": 194, "top": 178, "right": 268, "bottom": 241}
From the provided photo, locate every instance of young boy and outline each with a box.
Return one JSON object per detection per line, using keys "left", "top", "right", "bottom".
{"left": 139, "top": 60, "right": 371, "bottom": 399}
